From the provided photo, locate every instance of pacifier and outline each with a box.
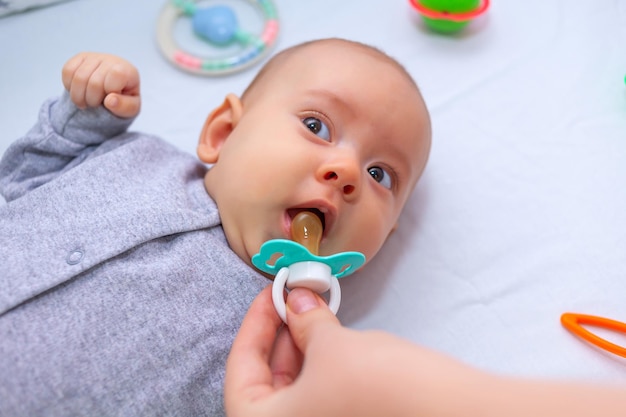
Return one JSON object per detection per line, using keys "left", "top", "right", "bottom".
{"left": 251, "top": 211, "right": 366, "bottom": 323}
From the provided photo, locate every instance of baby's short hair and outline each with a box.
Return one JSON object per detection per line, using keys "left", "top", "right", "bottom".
{"left": 241, "top": 38, "right": 420, "bottom": 101}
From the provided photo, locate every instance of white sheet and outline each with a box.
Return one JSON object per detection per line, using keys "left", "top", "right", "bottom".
{"left": 2, "top": 0, "right": 626, "bottom": 384}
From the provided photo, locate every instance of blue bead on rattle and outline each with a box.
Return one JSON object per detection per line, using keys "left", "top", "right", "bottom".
{"left": 192, "top": 5, "right": 239, "bottom": 46}
{"left": 156, "top": 0, "right": 279, "bottom": 76}
{"left": 252, "top": 211, "right": 366, "bottom": 323}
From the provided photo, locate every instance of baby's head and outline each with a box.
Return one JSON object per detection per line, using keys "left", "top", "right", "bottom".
{"left": 197, "top": 38, "right": 431, "bottom": 271}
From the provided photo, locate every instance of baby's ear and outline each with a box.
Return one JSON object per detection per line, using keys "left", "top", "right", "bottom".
{"left": 197, "top": 93, "right": 243, "bottom": 163}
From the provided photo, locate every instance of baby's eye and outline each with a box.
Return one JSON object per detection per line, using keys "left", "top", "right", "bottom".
{"left": 302, "top": 117, "right": 330, "bottom": 141}
{"left": 368, "top": 166, "right": 393, "bottom": 189}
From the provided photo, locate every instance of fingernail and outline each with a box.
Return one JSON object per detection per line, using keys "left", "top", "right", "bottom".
{"left": 288, "top": 288, "right": 319, "bottom": 314}
{"left": 107, "top": 96, "right": 118, "bottom": 108}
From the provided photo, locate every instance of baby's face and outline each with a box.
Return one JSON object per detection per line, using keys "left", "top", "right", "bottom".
{"left": 201, "top": 41, "right": 431, "bottom": 270}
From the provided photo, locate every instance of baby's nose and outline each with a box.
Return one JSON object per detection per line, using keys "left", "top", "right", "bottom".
{"left": 318, "top": 156, "right": 361, "bottom": 198}
{"left": 323, "top": 170, "right": 356, "bottom": 196}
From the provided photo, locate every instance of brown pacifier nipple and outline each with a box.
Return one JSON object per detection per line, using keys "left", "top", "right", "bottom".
{"left": 291, "top": 211, "right": 323, "bottom": 255}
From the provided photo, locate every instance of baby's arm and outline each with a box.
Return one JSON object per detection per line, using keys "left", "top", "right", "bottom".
{"left": 0, "top": 53, "right": 141, "bottom": 202}
{"left": 62, "top": 52, "right": 141, "bottom": 119}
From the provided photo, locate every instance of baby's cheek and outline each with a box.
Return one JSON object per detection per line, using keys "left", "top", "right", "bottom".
{"left": 355, "top": 227, "right": 389, "bottom": 263}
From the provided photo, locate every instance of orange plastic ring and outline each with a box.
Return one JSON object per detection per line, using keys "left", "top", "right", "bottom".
{"left": 561, "top": 313, "right": 626, "bottom": 358}
{"left": 409, "top": 0, "right": 490, "bottom": 22}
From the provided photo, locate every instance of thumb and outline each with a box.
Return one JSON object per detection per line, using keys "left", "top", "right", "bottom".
{"left": 104, "top": 92, "right": 141, "bottom": 118}
{"left": 285, "top": 288, "right": 342, "bottom": 353}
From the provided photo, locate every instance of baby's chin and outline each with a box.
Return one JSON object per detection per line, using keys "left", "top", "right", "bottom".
{"left": 219, "top": 226, "right": 260, "bottom": 268}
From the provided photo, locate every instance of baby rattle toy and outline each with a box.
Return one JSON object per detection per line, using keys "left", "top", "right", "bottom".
{"left": 156, "top": 0, "right": 279, "bottom": 76}
{"left": 409, "top": 0, "right": 490, "bottom": 33}
{"left": 252, "top": 211, "right": 366, "bottom": 323}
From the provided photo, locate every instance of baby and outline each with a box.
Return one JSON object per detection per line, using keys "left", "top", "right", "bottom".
{"left": 0, "top": 38, "right": 431, "bottom": 416}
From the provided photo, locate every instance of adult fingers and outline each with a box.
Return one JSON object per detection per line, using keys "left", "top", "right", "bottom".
{"left": 285, "top": 288, "right": 342, "bottom": 354}
{"left": 224, "top": 285, "right": 283, "bottom": 411}
{"left": 269, "top": 324, "right": 303, "bottom": 389}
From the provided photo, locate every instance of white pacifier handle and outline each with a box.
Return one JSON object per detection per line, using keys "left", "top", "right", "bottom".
{"left": 272, "top": 263, "right": 341, "bottom": 323}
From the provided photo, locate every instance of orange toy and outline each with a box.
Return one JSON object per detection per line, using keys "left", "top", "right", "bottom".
{"left": 561, "top": 313, "right": 626, "bottom": 358}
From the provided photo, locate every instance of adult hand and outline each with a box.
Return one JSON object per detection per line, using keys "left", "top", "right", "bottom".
{"left": 226, "top": 287, "right": 626, "bottom": 417}
{"left": 224, "top": 286, "right": 488, "bottom": 417}
{"left": 62, "top": 52, "right": 141, "bottom": 118}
